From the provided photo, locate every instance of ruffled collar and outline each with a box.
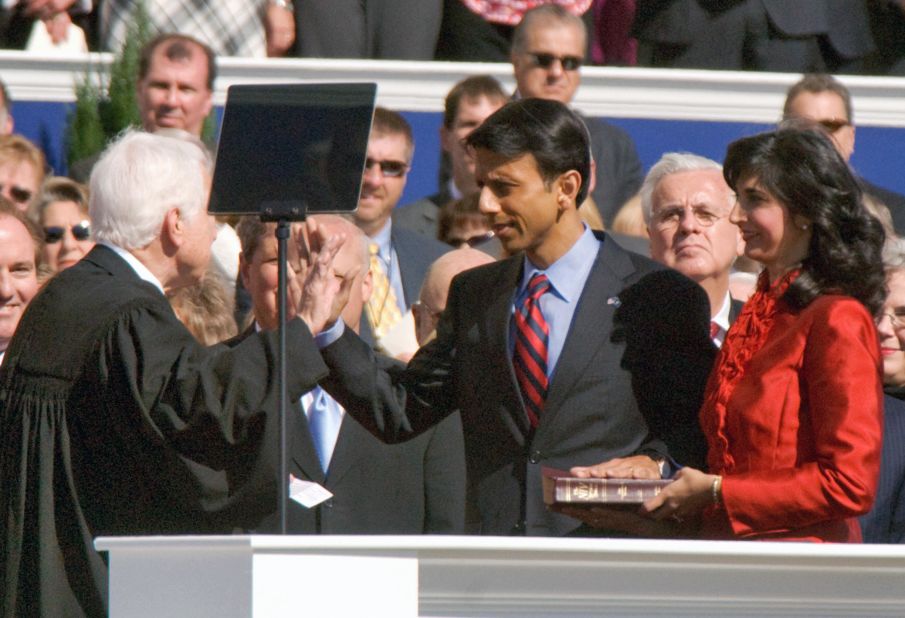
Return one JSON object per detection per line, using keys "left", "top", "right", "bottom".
{"left": 701, "top": 269, "right": 800, "bottom": 473}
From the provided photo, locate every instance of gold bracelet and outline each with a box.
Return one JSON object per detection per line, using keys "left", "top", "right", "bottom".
{"left": 711, "top": 475, "right": 723, "bottom": 507}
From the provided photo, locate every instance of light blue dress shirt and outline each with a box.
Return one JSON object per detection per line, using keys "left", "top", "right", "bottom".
{"left": 370, "top": 220, "right": 408, "bottom": 313}
{"left": 510, "top": 226, "right": 601, "bottom": 379}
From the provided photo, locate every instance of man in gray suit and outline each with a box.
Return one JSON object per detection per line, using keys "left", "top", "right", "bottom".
{"left": 319, "top": 98, "right": 714, "bottom": 537}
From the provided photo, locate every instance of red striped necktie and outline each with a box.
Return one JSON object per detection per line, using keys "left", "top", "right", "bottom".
{"left": 514, "top": 273, "right": 551, "bottom": 427}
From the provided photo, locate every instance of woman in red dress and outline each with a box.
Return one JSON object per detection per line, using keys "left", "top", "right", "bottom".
{"left": 642, "top": 125, "right": 886, "bottom": 542}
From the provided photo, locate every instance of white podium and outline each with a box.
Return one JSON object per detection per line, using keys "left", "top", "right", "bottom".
{"left": 95, "top": 535, "right": 905, "bottom": 617}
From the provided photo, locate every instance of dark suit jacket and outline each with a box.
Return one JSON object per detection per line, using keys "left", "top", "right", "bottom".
{"left": 359, "top": 224, "right": 450, "bottom": 346}
{"left": 0, "top": 245, "right": 326, "bottom": 617}
{"left": 227, "top": 329, "right": 466, "bottom": 534}
{"left": 729, "top": 296, "right": 744, "bottom": 324}
{"left": 321, "top": 232, "right": 715, "bottom": 536}
{"left": 860, "top": 177, "right": 905, "bottom": 237}
{"left": 860, "top": 394, "right": 905, "bottom": 543}
{"left": 583, "top": 115, "right": 644, "bottom": 229}
{"left": 393, "top": 189, "right": 452, "bottom": 239}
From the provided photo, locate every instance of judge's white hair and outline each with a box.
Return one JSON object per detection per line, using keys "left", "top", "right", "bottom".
{"left": 639, "top": 152, "right": 727, "bottom": 224}
{"left": 89, "top": 129, "right": 212, "bottom": 250}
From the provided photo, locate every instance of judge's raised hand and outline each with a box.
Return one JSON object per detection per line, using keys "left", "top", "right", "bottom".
{"left": 570, "top": 455, "right": 662, "bottom": 480}
{"left": 295, "top": 218, "right": 355, "bottom": 334}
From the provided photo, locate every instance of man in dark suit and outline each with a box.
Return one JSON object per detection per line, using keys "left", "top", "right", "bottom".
{"left": 0, "top": 130, "right": 345, "bottom": 617}
{"left": 782, "top": 73, "right": 905, "bottom": 236}
{"left": 510, "top": 5, "right": 643, "bottom": 228}
{"left": 234, "top": 214, "right": 465, "bottom": 534}
{"left": 354, "top": 107, "right": 449, "bottom": 358}
{"left": 318, "top": 98, "right": 715, "bottom": 537}
{"left": 394, "top": 75, "right": 507, "bottom": 239}
{"left": 642, "top": 152, "right": 746, "bottom": 347}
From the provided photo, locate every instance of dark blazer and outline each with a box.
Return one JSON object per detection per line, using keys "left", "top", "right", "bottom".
{"left": 729, "top": 297, "right": 745, "bottom": 324}
{"left": 321, "top": 232, "right": 715, "bottom": 536}
{"left": 227, "top": 329, "right": 466, "bottom": 535}
{"left": 860, "top": 394, "right": 905, "bottom": 543}
{"left": 359, "top": 224, "right": 450, "bottom": 346}
{"left": 583, "top": 115, "right": 644, "bottom": 228}
{"left": 860, "top": 177, "right": 905, "bottom": 237}
{"left": 393, "top": 189, "right": 452, "bottom": 239}
{"left": 0, "top": 245, "right": 327, "bottom": 617}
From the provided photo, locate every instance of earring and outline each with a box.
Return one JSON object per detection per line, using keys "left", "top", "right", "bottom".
{"left": 799, "top": 224, "right": 809, "bottom": 230}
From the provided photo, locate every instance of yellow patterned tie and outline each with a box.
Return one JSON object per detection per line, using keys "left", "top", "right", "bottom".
{"left": 367, "top": 243, "right": 402, "bottom": 338}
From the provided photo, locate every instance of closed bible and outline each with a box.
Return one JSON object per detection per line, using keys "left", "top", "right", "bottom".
{"left": 541, "top": 467, "right": 672, "bottom": 506}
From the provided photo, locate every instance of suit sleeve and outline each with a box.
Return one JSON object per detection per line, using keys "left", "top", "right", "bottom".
{"left": 421, "top": 411, "right": 466, "bottom": 533}
{"left": 320, "top": 275, "right": 464, "bottom": 443}
{"left": 721, "top": 300, "right": 883, "bottom": 536}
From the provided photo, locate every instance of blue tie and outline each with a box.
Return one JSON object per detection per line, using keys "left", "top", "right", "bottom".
{"left": 307, "top": 386, "right": 342, "bottom": 473}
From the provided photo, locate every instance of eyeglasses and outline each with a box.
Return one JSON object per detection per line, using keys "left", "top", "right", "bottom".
{"left": 364, "top": 158, "right": 408, "bottom": 178}
{"left": 526, "top": 52, "right": 583, "bottom": 71}
{"left": 877, "top": 308, "right": 905, "bottom": 330}
{"left": 651, "top": 206, "right": 727, "bottom": 231}
{"left": 44, "top": 221, "right": 91, "bottom": 243}
{"left": 0, "top": 183, "right": 33, "bottom": 205}
{"left": 449, "top": 230, "right": 495, "bottom": 248}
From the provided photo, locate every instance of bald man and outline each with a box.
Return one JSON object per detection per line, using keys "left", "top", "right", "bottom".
{"left": 413, "top": 247, "right": 494, "bottom": 346}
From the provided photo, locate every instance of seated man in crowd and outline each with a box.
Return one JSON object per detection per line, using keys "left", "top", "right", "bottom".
{"left": 641, "top": 153, "right": 745, "bottom": 348}
{"left": 0, "top": 130, "right": 346, "bottom": 616}
{"left": 354, "top": 107, "right": 448, "bottom": 358}
{"left": 510, "top": 5, "right": 643, "bottom": 227}
{"left": 0, "top": 198, "right": 41, "bottom": 366}
{"left": 236, "top": 214, "right": 465, "bottom": 534}
{"left": 782, "top": 73, "right": 905, "bottom": 234}
{"left": 394, "top": 74, "right": 507, "bottom": 239}
{"left": 319, "top": 98, "right": 715, "bottom": 537}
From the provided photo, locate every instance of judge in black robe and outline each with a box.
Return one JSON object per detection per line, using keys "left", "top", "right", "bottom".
{"left": 0, "top": 130, "right": 342, "bottom": 618}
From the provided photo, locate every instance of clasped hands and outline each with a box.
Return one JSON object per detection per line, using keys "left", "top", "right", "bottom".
{"left": 554, "top": 456, "right": 719, "bottom": 538}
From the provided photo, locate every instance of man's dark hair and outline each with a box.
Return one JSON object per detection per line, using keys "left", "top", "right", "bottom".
{"left": 465, "top": 98, "right": 591, "bottom": 204}
{"left": 139, "top": 33, "right": 217, "bottom": 91}
{"left": 783, "top": 73, "right": 853, "bottom": 123}
{"left": 443, "top": 75, "right": 507, "bottom": 129}
{"left": 372, "top": 107, "right": 414, "bottom": 162}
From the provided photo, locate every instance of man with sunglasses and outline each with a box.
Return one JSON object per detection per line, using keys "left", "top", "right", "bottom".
{"left": 642, "top": 153, "right": 745, "bottom": 348}
{"left": 782, "top": 73, "right": 905, "bottom": 235}
{"left": 510, "top": 4, "right": 642, "bottom": 228}
{"left": 354, "top": 107, "right": 449, "bottom": 359}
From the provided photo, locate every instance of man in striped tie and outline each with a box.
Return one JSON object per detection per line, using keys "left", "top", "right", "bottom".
{"left": 319, "top": 98, "right": 715, "bottom": 537}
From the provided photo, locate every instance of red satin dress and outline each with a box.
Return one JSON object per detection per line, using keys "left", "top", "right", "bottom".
{"left": 700, "top": 272, "right": 883, "bottom": 542}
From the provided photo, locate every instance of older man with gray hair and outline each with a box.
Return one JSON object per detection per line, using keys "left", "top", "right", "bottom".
{"left": 0, "top": 130, "right": 346, "bottom": 617}
{"left": 641, "top": 152, "right": 744, "bottom": 347}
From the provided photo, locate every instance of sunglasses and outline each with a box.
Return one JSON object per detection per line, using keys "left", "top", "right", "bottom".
{"left": 0, "top": 184, "right": 33, "bottom": 204}
{"left": 364, "top": 158, "right": 408, "bottom": 178}
{"left": 44, "top": 221, "right": 91, "bottom": 243}
{"left": 527, "top": 52, "right": 583, "bottom": 71}
{"left": 450, "top": 230, "right": 495, "bottom": 248}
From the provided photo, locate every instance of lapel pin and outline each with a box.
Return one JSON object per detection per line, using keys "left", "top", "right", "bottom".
{"left": 607, "top": 296, "right": 621, "bottom": 308}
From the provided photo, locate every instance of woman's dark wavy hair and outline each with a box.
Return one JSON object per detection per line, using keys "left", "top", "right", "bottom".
{"left": 723, "top": 124, "right": 886, "bottom": 315}
{"left": 465, "top": 97, "right": 591, "bottom": 204}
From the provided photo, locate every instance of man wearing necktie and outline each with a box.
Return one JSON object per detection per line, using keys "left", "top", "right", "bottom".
{"left": 233, "top": 214, "right": 465, "bottom": 534}
{"left": 353, "top": 107, "right": 449, "bottom": 360}
{"left": 319, "top": 98, "right": 715, "bottom": 537}
{"left": 642, "top": 153, "right": 746, "bottom": 348}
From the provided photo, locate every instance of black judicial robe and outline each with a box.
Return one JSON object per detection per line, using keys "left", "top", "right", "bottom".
{"left": 0, "top": 245, "right": 327, "bottom": 617}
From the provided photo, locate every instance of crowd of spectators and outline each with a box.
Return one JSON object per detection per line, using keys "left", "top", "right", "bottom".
{"left": 1, "top": 2, "right": 905, "bottom": 615}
